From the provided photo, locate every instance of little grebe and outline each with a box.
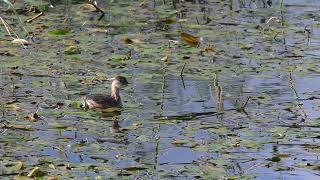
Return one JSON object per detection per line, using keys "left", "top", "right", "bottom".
{"left": 85, "top": 76, "right": 128, "bottom": 110}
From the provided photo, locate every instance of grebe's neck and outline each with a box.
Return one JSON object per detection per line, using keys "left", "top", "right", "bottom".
{"left": 111, "top": 81, "right": 120, "bottom": 100}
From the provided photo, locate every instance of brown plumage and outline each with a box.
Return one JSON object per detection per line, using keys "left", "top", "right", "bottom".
{"left": 85, "top": 76, "right": 128, "bottom": 110}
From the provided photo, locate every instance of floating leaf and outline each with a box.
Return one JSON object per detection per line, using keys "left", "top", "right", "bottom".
{"left": 199, "top": 163, "right": 226, "bottom": 178}
{"left": 89, "top": 28, "right": 108, "bottom": 33}
{"left": 181, "top": 32, "right": 199, "bottom": 46}
{"left": 4, "top": 124, "right": 33, "bottom": 131}
{"left": 69, "top": 101, "right": 83, "bottom": 109}
{"left": 204, "top": 47, "right": 216, "bottom": 54}
{"left": 26, "top": 113, "right": 39, "bottom": 122}
{"left": 123, "top": 37, "right": 134, "bottom": 44}
{"left": 12, "top": 39, "right": 30, "bottom": 45}
{"left": 47, "top": 177, "right": 60, "bottom": 180}
{"left": 276, "top": 153, "right": 290, "bottom": 158}
{"left": 64, "top": 46, "right": 81, "bottom": 55}
{"left": 178, "top": 19, "right": 188, "bottom": 23}
{"left": 122, "top": 166, "right": 147, "bottom": 171}
{"left": 48, "top": 29, "right": 70, "bottom": 35}
{"left": 15, "top": 161, "right": 24, "bottom": 170}
{"left": 48, "top": 164, "right": 55, "bottom": 169}
{"left": 139, "top": 1, "right": 145, "bottom": 6}
{"left": 80, "top": 4, "right": 97, "bottom": 12}
{"left": 227, "top": 176, "right": 237, "bottom": 180}
{"left": 4, "top": 161, "right": 24, "bottom": 172}
{"left": 123, "top": 37, "right": 142, "bottom": 45}
{"left": 27, "top": 167, "right": 45, "bottom": 177}
{"left": 193, "top": 145, "right": 209, "bottom": 152}
{"left": 100, "top": 107, "right": 121, "bottom": 113}
{"left": 270, "top": 156, "right": 281, "bottom": 162}
{"left": 172, "top": 139, "right": 189, "bottom": 145}
{"left": 239, "top": 43, "right": 253, "bottom": 50}
{"left": 137, "top": 135, "right": 149, "bottom": 142}
{"left": 162, "top": 18, "right": 176, "bottom": 25}
{"left": 13, "top": 176, "right": 33, "bottom": 180}
{"left": 161, "top": 55, "right": 169, "bottom": 62}
{"left": 49, "top": 122, "right": 68, "bottom": 129}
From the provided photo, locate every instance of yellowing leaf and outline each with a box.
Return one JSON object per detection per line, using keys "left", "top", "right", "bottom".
{"left": 48, "top": 29, "right": 70, "bottom": 36}
{"left": 15, "top": 161, "right": 24, "bottom": 170}
{"left": 181, "top": 32, "right": 199, "bottom": 46}
{"left": 64, "top": 46, "right": 81, "bottom": 55}
{"left": 139, "top": 1, "right": 145, "bottom": 7}
{"left": 172, "top": 139, "right": 189, "bottom": 145}
{"left": 239, "top": 43, "right": 253, "bottom": 50}
{"left": 161, "top": 55, "right": 168, "bottom": 62}
{"left": 13, "top": 176, "right": 33, "bottom": 180}
{"left": 48, "top": 164, "right": 55, "bottom": 169}
{"left": 47, "top": 177, "right": 60, "bottom": 180}
{"left": 27, "top": 167, "right": 45, "bottom": 177}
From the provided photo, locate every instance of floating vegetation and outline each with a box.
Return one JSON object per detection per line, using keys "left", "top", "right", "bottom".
{"left": 1, "top": 0, "right": 320, "bottom": 179}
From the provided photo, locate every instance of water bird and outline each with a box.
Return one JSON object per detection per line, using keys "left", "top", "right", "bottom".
{"left": 85, "top": 76, "right": 128, "bottom": 110}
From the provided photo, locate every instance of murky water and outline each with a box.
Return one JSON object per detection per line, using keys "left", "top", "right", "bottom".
{"left": 1, "top": 0, "right": 320, "bottom": 179}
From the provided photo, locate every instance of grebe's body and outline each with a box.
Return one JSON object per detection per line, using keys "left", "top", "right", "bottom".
{"left": 85, "top": 76, "right": 128, "bottom": 110}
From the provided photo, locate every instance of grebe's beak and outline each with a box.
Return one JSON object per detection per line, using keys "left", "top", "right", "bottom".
{"left": 107, "top": 77, "right": 116, "bottom": 81}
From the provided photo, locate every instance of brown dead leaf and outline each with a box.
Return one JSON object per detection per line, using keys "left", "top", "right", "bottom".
{"left": 204, "top": 47, "right": 216, "bottom": 53}
{"left": 65, "top": 164, "right": 72, "bottom": 170}
{"left": 181, "top": 32, "right": 199, "bottom": 46}
{"left": 162, "top": 18, "right": 176, "bottom": 25}
{"left": 123, "top": 37, "right": 134, "bottom": 44}
{"left": 123, "top": 37, "right": 143, "bottom": 45}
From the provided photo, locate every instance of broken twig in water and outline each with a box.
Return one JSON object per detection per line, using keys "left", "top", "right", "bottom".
{"left": 180, "top": 62, "right": 187, "bottom": 76}
{"left": 236, "top": 96, "right": 251, "bottom": 114}
{"left": 88, "top": 0, "right": 105, "bottom": 20}
{"left": 27, "top": 12, "right": 43, "bottom": 23}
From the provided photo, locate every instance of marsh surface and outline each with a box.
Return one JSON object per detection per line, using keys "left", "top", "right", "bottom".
{"left": 1, "top": 0, "right": 320, "bottom": 179}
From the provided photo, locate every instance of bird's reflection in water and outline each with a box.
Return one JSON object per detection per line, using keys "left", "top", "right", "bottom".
{"left": 99, "top": 110, "right": 123, "bottom": 133}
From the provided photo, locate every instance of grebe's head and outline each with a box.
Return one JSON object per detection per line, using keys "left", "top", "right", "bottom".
{"left": 108, "top": 76, "right": 128, "bottom": 88}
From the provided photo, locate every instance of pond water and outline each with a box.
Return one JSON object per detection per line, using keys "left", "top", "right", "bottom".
{"left": 1, "top": 0, "right": 320, "bottom": 179}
